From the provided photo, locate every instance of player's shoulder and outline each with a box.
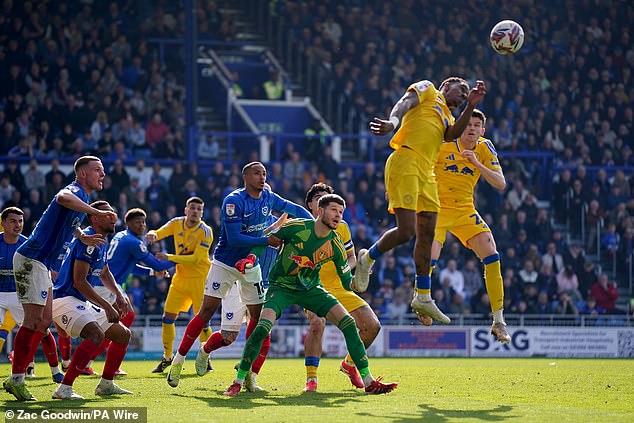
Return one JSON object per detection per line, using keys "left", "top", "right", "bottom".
{"left": 281, "top": 217, "right": 310, "bottom": 228}
{"left": 409, "top": 80, "right": 436, "bottom": 93}
{"left": 166, "top": 216, "right": 186, "bottom": 226}
{"left": 439, "top": 140, "right": 460, "bottom": 153}
{"left": 335, "top": 219, "right": 351, "bottom": 237}
{"left": 476, "top": 137, "right": 498, "bottom": 156}
{"left": 17, "top": 234, "right": 28, "bottom": 245}
{"left": 225, "top": 188, "right": 246, "bottom": 201}
{"left": 197, "top": 221, "right": 213, "bottom": 237}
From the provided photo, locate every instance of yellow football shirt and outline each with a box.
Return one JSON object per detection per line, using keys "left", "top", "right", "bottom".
{"left": 319, "top": 220, "right": 354, "bottom": 291}
{"left": 434, "top": 137, "right": 502, "bottom": 210}
{"left": 390, "top": 80, "right": 456, "bottom": 176}
{"left": 152, "top": 217, "right": 213, "bottom": 278}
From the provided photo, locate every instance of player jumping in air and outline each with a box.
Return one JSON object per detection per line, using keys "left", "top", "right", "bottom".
{"left": 224, "top": 194, "right": 397, "bottom": 396}
{"left": 429, "top": 109, "right": 510, "bottom": 341}
{"left": 363, "top": 78, "right": 487, "bottom": 322}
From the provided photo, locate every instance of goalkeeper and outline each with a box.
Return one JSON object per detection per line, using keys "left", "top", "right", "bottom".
{"left": 223, "top": 194, "right": 397, "bottom": 396}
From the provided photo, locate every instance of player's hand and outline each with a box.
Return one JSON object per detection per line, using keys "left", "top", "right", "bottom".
{"left": 267, "top": 235, "right": 283, "bottom": 247}
{"left": 156, "top": 252, "right": 169, "bottom": 261}
{"left": 78, "top": 232, "right": 106, "bottom": 247}
{"left": 146, "top": 232, "right": 158, "bottom": 244}
{"left": 96, "top": 209, "right": 117, "bottom": 223}
{"left": 369, "top": 117, "right": 395, "bottom": 136}
{"left": 105, "top": 304, "right": 120, "bottom": 323}
{"left": 115, "top": 293, "right": 132, "bottom": 317}
{"left": 467, "top": 80, "right": 486, "bottom": 106}
{"left": 460, "top": 150, "right": 480, "bottom": 166}
{"left": 155, "top": 270, "right": 170, "bottom": 278}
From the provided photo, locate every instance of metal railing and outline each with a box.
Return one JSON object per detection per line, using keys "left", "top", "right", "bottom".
{"left": 129, "top": 312, "right": 632, "bottom": 327}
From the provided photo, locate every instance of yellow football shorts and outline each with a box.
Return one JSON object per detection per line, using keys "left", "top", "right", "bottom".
{"left": 164, "top": 274, "right": 206, "bottom": 315}
{"left": 385, "top": 147, "right": 440, "bottom": 214}
{"left": 434, "top": 208, "right": 491, "bottom": 248}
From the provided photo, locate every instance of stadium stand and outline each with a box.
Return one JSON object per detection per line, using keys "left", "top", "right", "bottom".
{"left": 0, "top": 0, "right": 632, "bottom": 328}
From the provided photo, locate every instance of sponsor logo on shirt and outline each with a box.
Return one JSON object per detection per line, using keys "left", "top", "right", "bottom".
{"left": 290, "top": 255, "right": 315, "bottom": 269}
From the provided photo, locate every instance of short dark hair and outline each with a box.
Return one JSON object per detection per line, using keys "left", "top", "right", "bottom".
{"left": 125, "top": 208, "right": 147, "bottom": 222}
{"left": 74, "top": 156, "right": 101, "bottom": 174}
{"left": 472, "top": 109, "right": 486, "bottom": 125}
{"left": 439, "top": 76, "right": 468, "bottom": 91}
{"left": 241, "top": 161, "right": 264, "bottom": 175}
{"left": 90, "top": 200, "right": 111, "bottom": 211}
{"left": 186, "top": 196, "right": 204, "bottom": 206}
{"left": 305, "top": 183, "right": 334, "bottom": 209}
{"left": 318, "top": 193, "right": 346, "bottom": 209}
{"left": 1, "top": 206, "right": 24, "bottom": 221}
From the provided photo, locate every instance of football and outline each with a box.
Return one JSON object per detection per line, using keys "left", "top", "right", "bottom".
{"left": 490, "top": 20, "right": 524, "bottom": 54}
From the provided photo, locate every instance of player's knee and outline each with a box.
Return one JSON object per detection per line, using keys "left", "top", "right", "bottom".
{"left": 87, "top": 329, "right": 105, "bottom": 346}
{"left": 309, "top": 316, "right": 326, "bottom": 334}
{"left": 221, "top": 330, "right": 238, "bottom": 345}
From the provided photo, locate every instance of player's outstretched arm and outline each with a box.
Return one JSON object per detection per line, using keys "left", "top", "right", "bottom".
{"left": 445, "top": 80, "right": 487, "bottom": 141}
{"left": 57, "top": 189, "right": 116, "bottom": 220}
{"left": 369, "top": 89, "right": 419, "bottom": 136}
{"left": 225, "top": 220, "right": 269, "bottom": 247}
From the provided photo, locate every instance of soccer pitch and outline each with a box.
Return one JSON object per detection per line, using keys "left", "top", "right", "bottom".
{"left": 2, "top": 358, "right": 633, "bottom": 422}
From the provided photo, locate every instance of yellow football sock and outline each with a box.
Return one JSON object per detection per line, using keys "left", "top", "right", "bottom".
{"left": 305, "top": 356, "right": 319, "bottom": 380}
{"left": 200, "top": 326, "right": 212, "bottom": 343}
{"left": 484, "top": 254, "right": 504, "bottom": 313}
{"left": 162, "top": 322, "right": 175, "bottom": 359}
{"left": 344, "top": 353, "right": 354, "bottom": 365}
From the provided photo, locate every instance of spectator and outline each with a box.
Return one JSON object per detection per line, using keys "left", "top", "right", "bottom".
{"left": 145, "top": 112, "right": 169, "bottom": 150}
{"left": 23, "top": 159, "right": 45, "bottom": 193}
{"left": 439, "top": 259, "right": 464, "bottom": 300}
{"left": 518, "top": 260, "right": 539, "bottom": 285}
{"left": 590, "top": 274, "right": 619, "bottom": 313}
{"left": 386, "top": 288, "right": 409, "bottom": 325}
{"left": 263, "top": 71, "right": 284, "bottom": 100}
{"left": 542, "top": 242, "right": 564, "bottom": 275}
{"left": 556, "top": 264, "right": 583, "bottom": 302}
{"left": 197, "top": 134, "right": 219, "bottom": 159}
{"left": 461, "top": 259, "right": 483, "bottom": 305}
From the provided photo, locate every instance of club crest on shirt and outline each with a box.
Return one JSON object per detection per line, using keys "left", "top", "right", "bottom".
{"left": 262, "top": 206, "right": 269, "bottom": 216}
{"left": 140, "top": 243, "right": 148, "bottom": 253}
{"left": 41, "top": 290, "right": 47, "bottom": 299}
{"left": 226, "top": 312, "right": 233, "bottom": 320}
{"left": 226, "top": 204, "right": 235, "bottom": 216}
{"left": 69, "top": 185, "right": 80, "bottom": 193}
{"left": 212, "top": 282, "right": 220, "bottom": 290}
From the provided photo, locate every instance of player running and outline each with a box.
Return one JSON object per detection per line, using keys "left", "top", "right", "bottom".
{"left": 362, "top": 78, "right": 486, "bottom": 322}
{"left": 4, "top": 156, "right": 116, "bottom": 401}
{"left": 52, "top": 201, "right": 133, "bottom": 400}
{"left": 429, "top": 109, "right": 510, "bottom": 341}
{"left": 166, "top": 162, "right": 312, "bottom": 388}
{"left": 147, "top": 197, "right": 214, "bottom": 374}
{"left": 223, "top": 194, "right": 397, "bottom": 396}
{"left": 302, "top": 183, "right": 381, "bottom": 392}
{"left": 83, "top": 208, "right": 174, "bottom": 374}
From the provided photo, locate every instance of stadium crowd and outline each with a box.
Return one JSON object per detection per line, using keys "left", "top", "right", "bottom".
{"left": 0, "top": 0, "right": 633, "bottom": 323}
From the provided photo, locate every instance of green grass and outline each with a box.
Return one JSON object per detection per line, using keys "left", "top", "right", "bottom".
{"left": 2, "top": 358, "right": 634, "bottom": 422}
